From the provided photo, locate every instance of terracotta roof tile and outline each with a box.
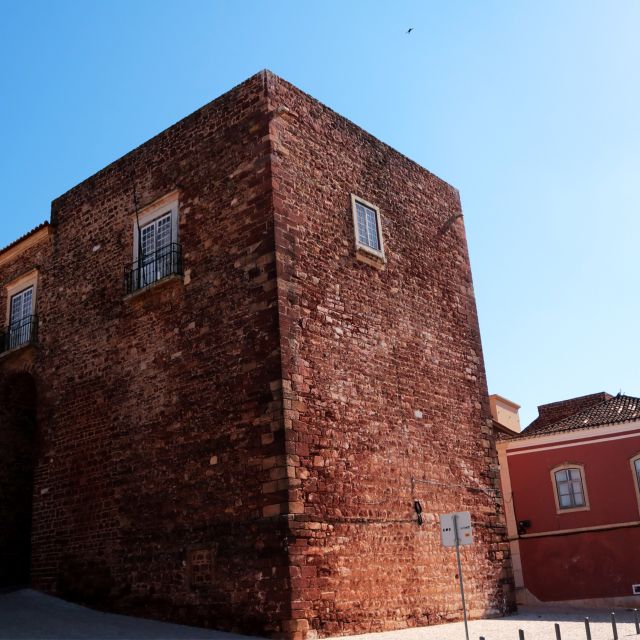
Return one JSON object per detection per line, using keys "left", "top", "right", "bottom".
{"left": 520, "top": 393, "right": 640, "bottom": 437}
{"left": 0, "top": 221, "right": 50, "bottom": 257}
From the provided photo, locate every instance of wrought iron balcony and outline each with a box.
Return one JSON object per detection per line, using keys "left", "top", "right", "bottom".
{"left": 0, "top": 315, "right": 38, "bottom": 354}
{"left": 124, "top": 242, "right": 183, "bottom": 295}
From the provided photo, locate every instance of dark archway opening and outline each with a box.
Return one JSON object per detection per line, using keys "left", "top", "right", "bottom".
{"left": 0, "top": 372, "right": 37, "bottom": 588}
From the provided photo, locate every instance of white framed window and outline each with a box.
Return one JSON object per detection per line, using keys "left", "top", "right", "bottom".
{"left": 551, "top": 464, "right": 589, "bottom": 513}
{"left": 3, "top": 271, "right": 38, "bottom": 352}
{"left": 351, "top": 194, "right": 386, "bottom": 263}
{"left": 130, "top": 193, "right": 180, "bottom": 291}
{"left": 139, "top": 212, "right": 173, "bottom": 285}
{"left": 631, "top": 454, "right": 640, "bottom": 514}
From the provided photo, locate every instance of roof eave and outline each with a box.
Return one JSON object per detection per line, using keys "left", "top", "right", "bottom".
{"left": 0, "top": 222, "right": 51, "bottom": 268}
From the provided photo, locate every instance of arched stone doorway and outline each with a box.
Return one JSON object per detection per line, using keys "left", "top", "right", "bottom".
{"left": 0, "top": 371, "right": 37, "bottom": 587}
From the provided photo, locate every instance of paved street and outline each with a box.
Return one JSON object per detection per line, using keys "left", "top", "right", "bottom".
{"left": 345, "top": 607, "right": 640, "bottom": 640}
{"left": 1, "top": 589, "right": 639, "bottom": 640}
{"left": 0, "top": 589, "right": 252, "bottom": 639}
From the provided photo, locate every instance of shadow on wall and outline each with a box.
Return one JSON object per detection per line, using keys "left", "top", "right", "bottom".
{"left": 56, "top": 556, "right": 116, "bottom": 607}
{"left": 0, "top": 371, "right": 38, "bottom": 588}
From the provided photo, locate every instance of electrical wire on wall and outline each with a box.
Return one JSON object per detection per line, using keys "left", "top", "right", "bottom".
{"left": 411, "top": 476, "right": 500, "bottom": 497}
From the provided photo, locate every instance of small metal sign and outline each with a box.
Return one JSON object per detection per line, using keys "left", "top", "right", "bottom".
{"left": 440, "top": 511, "right": 473, "bottom": 547}
{"left": 440, "top": 511, "right": 473, "bottom": 640}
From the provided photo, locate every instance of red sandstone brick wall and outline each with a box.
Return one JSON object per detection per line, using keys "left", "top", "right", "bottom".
{"left": 1, "top": 73, "right": 293, "bottom": 636}
{"left": 0, "top": 70, "right": 513, "bottom": 640}
{"left": 266, "top": 73, "right": 513, "bottom": 638}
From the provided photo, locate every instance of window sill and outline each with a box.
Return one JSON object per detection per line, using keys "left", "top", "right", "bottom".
{"left": 0, "top": 341, "right": 36, "bottom": 362}
{"left": 123, "top": 273, "right": 184, "bottom": 302}
{"left": 555, "top": 505, "right": 590, "bottom": 515}
{"left": 356, "top": 247, "right": 386, "bottom": 270}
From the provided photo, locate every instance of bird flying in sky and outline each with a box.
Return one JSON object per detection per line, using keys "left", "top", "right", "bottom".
{"left": 406, "top": 28, "right": 413, "bottom": 34}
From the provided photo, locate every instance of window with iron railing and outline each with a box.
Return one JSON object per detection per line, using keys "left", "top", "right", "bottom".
{"left": 1, "top": 285, "right": 38, "bottom": 353}
{"left": 1, "top": 315, "right": 38, "bottom": 353}
{"left": 124, "top": 242, "right": 182, "bottom": 294}
{"left": 125, "top": 196, "right": 182, "bottom": 295}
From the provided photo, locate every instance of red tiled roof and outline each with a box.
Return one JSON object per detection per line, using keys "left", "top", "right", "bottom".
{"left": 520, "top": 393, "right": 640, "bottom": 438}
{"left": 524, "top": 392, "right": 611, "bottom": 434}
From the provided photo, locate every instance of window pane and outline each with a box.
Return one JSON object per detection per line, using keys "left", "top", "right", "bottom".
{"left": 156, "top": 214, "right": 172, "bottom": 249}
{"left": 356, "top": 201, "right": 380, "bottom": 250}
{"left": 10, "top": 287, "right": 33, "bottom": 325}
{"left": 365, "top": 209, "right": 380, "bottom": 250}
{"left": 555, "top": 467, "right": 585, "bottom": 509}
{"left": 156, "top": 214, "right": 173, "bottom": 278}
{"left": 357, "top": 222, "right": 368, "bottom": 245}
{"left": 22, "top": 288, "right": 33, "bottom": 317}
{"left": 356, "top": 205, "right": 368, "bottom": 245}
{"left": 555, "top": 470, "right": 568, "bottom": 483}
{"left": 559, "top": 494, "right": 571, "bottom": 507}
{"left": 10, "top": 293, "right": 23, "bottom": 326}
{"left": 141, "top": 223, "right": 156, "bottom": 261}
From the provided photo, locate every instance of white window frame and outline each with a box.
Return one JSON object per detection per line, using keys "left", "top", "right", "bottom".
{"left": 351, "top": 194, "right": 386, "bottom": 263}
{"left": 4, "top": 270, "right": 38, "bottom": 351}
{"left": 550, "top": 464, "right": 590, "bottom": 514}
{"left": 132, "top": 194, "right": 179, "bottom": 267}
{"left": 130, "top": 193, "right": 180, "bottom": 291}
{"left": 5, "top": 271, "right": 38, "bottom": 327}
{"left": 631, "top": 454, "right": 640, "bottom": 515}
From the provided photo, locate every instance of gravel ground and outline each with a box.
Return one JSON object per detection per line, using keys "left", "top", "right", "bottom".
{"left": 341, "top": 608, "right": 640, "bottom": 640}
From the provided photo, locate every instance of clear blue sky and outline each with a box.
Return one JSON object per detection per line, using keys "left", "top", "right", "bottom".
{"left": 1, "top": 1, "right": 638, "bottom": 426}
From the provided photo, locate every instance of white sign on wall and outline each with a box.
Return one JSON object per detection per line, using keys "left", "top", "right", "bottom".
{"left": 439, "top": 511, "right": 473, "bottom": 547}
{"left": 439, "top": 510, "right": 473, "bottom": 640}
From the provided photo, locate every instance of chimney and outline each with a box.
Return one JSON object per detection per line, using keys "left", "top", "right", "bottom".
{"left": 489, "top": 394, "right": 521, "bottom": 433}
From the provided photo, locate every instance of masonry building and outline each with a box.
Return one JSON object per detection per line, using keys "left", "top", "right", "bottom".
{"left": 0, "top": 71, "right": 513, "bottom": 639}
{"left": 498, "top": 392, "right": 640, "bottom": 607}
